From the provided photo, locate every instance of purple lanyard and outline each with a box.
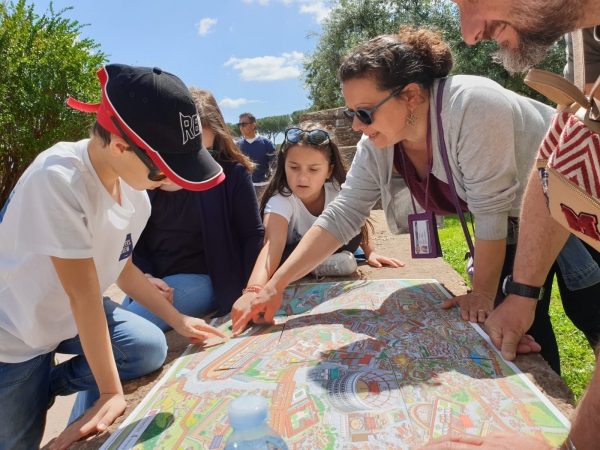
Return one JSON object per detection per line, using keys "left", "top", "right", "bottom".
{"left": 435, "top": 78, "right": 475, "bottom": 256}
{"left": 398, "top": 115, "right": 432, "bottom": 214}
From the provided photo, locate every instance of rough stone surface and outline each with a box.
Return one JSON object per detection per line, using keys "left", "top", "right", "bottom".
{"left": 299, "top": 107, "right": 363, "bottom": 148}
{"left": 47, "top": 210, "right": 574, "bottom": 449}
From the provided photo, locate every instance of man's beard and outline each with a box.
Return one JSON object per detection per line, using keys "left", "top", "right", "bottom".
{"left": 482, "top": 0, "right": 585, "bottom": 73}
{"left": 493, "top": 30, "right": 562, "bottom": 74}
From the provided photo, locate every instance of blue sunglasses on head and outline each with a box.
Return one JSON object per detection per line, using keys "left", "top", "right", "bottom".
{"left": 284, "top": 127, "right": 331, "bottom": 146}
{"left": 343, "top": 87, "right": 403, "bottom": 125}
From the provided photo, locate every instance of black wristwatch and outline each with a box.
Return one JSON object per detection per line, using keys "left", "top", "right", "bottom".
{"left": 502, "top": 275, "right": 545, "bottom": 300}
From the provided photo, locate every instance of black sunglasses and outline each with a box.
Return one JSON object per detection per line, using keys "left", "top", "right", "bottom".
{"left": 237, "top": 122, "right": 253, "bottom": 127}
{"left": 284, "top": 127, "right": 331, "bottom": 146}
{"left": 110, "top": 117, "right": 166, "bottom": 182}
{"left": 343, "top": 87, "right": 403, "bottom": 125}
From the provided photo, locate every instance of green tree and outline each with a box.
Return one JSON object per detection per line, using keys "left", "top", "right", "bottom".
{"left": 290, "top": 109, "right": 309, "bottom": 126}
{"left": 303, "top": 0, "right": 565, "bottom": 111}
{"left": 226, "top": 122, "right": 241, "bottom": 139}
{"left": 0, "top": 0, "right": 107, "bottom": 207}
{"left": 256, "top": 114, "right": 292, "bottom": 142}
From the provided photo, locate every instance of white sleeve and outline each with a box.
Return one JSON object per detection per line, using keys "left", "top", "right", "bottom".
{"left": 14, "top": 169, "right": 93, "bottom": 258}
{"left": 264, "top": 193, "right": 294, "bottom": 224}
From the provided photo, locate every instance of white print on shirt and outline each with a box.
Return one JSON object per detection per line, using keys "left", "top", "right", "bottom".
{"left": 180, "top": 112, "right": 201, "bottom": 145}
{"left": 119, "top": 233, "right": 133, "bottom": 261}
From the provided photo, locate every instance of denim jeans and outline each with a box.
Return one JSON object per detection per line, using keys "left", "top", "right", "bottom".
{"left": 556, "top": 234, "right": 600, "bottom": 290}
{"left": 0, "top": 297, "right": 167, "bottom": 449}
{"left": 122, "top": 273, "right": 217, "bottom": 332}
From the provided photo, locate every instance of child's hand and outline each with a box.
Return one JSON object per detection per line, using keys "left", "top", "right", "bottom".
{"left": 147, "top": 277, "right": 174, "bottom": 304}
{"left": 366, "top": 252, "right": 405, "bottom": 268}
{"left": 232, "top": 284, "right": 282, "bottom": 336}
{"left": 231, "top": 292, "right": 259, "bottom": 334}
{"left": 49, "top": 393, "right": 126, "bottom": 450}
{"left": 173, "top": 315, "right": 227, "bottom": 344}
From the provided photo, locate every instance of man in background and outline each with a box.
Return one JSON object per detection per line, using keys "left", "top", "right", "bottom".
{"left": 238, "top": 112, "right": 276, "bottom": 199}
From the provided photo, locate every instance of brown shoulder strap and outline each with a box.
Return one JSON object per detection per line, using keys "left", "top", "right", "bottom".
{"left": 572, "top": 28, "right": 585, "bottom": 92}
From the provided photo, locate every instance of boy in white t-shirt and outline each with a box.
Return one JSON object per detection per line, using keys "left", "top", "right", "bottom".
{"left": 0, "top": 64, "right": 226, "bottom": 449}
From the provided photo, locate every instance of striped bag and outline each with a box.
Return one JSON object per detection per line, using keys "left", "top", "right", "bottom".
{"left": 525, "top": 29, "right": 600, "bottom": 251}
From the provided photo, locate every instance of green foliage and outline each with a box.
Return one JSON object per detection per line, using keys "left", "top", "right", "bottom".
{"left": 226, "top": 122, "right": 240, "bottom": 139}
{"left": 303, "top": 0, "right": 566, "bottom": 111}
{"left": 290, "top": 108, "right": 309, "bottom": 126}
{"left": 0, "top": 0, "right": 107, "bottom": 207}
{"left": 255, "top": 114, "right": 292, "bottom": 142}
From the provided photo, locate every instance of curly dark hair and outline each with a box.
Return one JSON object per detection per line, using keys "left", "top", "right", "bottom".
{"left": 339, "top": 26, "right": 453, "bottom": 91}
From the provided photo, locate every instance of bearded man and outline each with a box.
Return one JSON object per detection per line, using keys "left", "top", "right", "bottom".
{"left": 422, "top": 1, "right": 599, "bottom": 449}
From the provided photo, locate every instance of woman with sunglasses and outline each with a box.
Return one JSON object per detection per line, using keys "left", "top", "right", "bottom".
{"left": 122, "top": 89, "right": 264, "bottom": 331}
{"left": 231, "top": 125, "right": 402, "bottom": 329}
{"left": 230, "top": 27, "right": 596, "bottom": 375}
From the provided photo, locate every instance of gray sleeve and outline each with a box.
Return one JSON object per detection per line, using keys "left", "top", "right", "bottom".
{"left": 564, "top": 27, "right": 600, "bottom": 83}
{"left": 313, "top": 142, "right": 382, "bottom": 245}
{"left": 447, "top": 86, "right": 520, "bottom": 240}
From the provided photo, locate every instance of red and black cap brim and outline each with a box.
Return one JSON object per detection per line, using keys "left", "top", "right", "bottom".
{"left": 67, "top": 66, "right": 224, "bottom": 191}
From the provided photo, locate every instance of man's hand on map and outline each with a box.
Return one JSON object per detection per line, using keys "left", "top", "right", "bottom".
{"left": 49, "top": 393, "right": 126, "bottom": 450}
{"left": 484, "top": 294, "right": 541, "bottom": 360}
{"left": 441, "top": 291, "right": 494, "bottom": 323}
{"left": 173, "top": 315, "right": 227, "bottom": 344}
{"left": 420, "top": 431, "right": 553, "bottom": 449}
{"left": 231, "top": 283, "right": 283, "bottom": 336}
{"left": 147, "top": 277, "right": 174, "bottom": 304}
{"left": 365, "top": 252, "right": 405, "bottom": 269}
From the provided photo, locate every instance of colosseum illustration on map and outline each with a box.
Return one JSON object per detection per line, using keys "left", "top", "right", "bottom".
{"left": 102, "top": 279, "right": 570, "bottom": 450}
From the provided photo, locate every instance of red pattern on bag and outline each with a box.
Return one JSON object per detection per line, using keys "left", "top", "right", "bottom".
{"left": 538, "top": 112, "right": 600, "bottom": 199}
{"left": 560, "top": 204, "right": 600, "bottom": 240}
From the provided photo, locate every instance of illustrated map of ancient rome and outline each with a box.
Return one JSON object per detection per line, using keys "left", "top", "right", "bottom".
{"left": 101, "top": 279, "right": 570, "bottom": 450}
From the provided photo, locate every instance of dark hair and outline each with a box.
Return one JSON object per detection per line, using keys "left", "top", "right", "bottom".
{"left": 90, "top": 121, "right": 112, "bottom": 147}
{"left": 190, "top": 88, "right": 254, "bottom": 173}
{"left": 259, "top": 125, "right": 373, "bottom": 243}
{"left": 239, "top": 112, "right": 256, "bottom": 123}
{"left": 339, "top": 26, "right": 453, "bottom": 91}
{"left": 259, "top": 124, "right": 346, "bottom": 215}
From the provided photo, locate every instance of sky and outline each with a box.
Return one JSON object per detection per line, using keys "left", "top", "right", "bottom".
{"left": 32, "top": 0, "right": 331, "bottom": 125}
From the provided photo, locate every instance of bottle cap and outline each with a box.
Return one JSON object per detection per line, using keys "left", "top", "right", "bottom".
{"left": 227, "top": 395, "right": 270, "bottom": 431}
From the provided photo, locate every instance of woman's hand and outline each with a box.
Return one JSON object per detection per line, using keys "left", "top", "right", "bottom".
{"left": 49, "top": 393, "right": 127, "bottom": 450}
{"left": 147, "top": 277, "right": 174, "bottom": 304}
{"left": 441, "top": 291, "right": 494, "bottom": 323}
{"left": 231, "top": 284, "right": 283, "bottom": 336}
{"left": 172, "top": 315, "right": 226, "bottom": 344}
{"left": 366, "top": 252, "right": 405, "bottom": 269}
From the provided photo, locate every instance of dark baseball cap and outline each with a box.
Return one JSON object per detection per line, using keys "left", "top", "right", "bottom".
{"left": 67, "top": 64, "right": 225, "bottom": 191}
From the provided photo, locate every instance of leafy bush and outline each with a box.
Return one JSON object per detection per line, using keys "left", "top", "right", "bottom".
{"left": 0, "top": 0, "right": 107, "bottom": 207}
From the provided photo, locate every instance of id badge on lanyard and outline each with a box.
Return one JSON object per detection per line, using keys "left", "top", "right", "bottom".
{"left": 399, "top": 115, "right": 443, "bottom": 259}
{"left": 408, "top": 211, "right": 442, "bottom": 258}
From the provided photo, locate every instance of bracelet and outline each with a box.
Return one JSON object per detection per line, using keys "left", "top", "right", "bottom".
{"left": 144, "top": 273, "right": 154, "bottom": 279}
{"left": 242, "top": 284, "right": 263, "bottom": 295}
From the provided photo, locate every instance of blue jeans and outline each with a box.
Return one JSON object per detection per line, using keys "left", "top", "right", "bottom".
{"left": 0, "top": 298, "right": 167, "bottom": 449}
{"left": 556, "top": 234, "right": 600, "bottom": 290}
{"left": 122, "top": 273, "right": 217, "bottom": 332}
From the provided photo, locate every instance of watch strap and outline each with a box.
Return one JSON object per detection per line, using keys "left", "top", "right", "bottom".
{"left": 502, "top": 275, "right": 544, "bottom": 300}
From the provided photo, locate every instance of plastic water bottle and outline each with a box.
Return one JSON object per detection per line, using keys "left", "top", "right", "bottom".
{"left": 224, "top": 395, "right": 289, "bottom": 450}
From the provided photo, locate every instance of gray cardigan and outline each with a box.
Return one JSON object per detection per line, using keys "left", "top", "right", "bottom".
{"left": 315, "top": 75, "right": 554, "bottom": 243}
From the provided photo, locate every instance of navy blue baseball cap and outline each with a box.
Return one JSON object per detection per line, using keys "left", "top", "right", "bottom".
{"left": 68, "top": 64, "right": 225, "bottom": 191}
